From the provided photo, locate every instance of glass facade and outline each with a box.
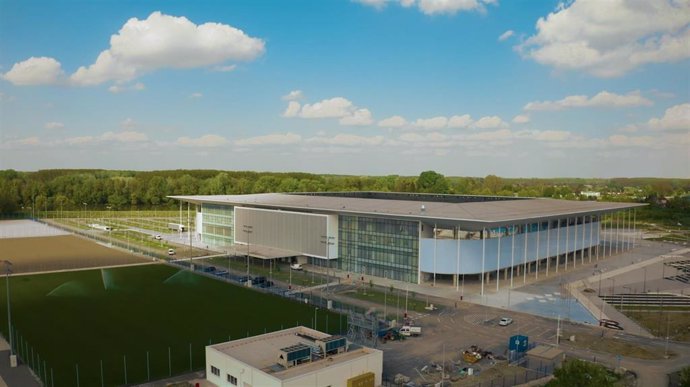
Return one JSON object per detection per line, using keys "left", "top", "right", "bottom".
{"left": 201, "top": 204, "right": 234, "bottom": 247}
{"left": 338, "top": 215, "right": 419, "bottom": 283}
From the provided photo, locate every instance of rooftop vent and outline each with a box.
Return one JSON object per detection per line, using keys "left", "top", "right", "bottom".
{"left": 278, "top": 344, "right": 312, "bottom": 369}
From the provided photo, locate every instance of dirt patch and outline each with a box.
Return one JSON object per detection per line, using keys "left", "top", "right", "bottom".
{"left": 0, "top": 235, "right": 149, "bottom": 273}
{"left": 562, "top": 330, "right": 673, "bottom": 360}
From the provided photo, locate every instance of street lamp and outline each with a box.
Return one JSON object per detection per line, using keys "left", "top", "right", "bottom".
{"left": 242, "top": 225, "right": 253, "bottom": 286}
{"left": 622, "top": 286, "right": 631, "bottom": 313}
{"left": 82, "top": 202, "right": 88, "bottom": 226}
{"left": 3, "top": 260, "right": 14, "bottom": 365}
{"left": 321, "top": 235, "right": 335, "bottom": 293}
{"left": 106, "top": 206, "right": 112, "bottom": 245}
{"left": 607, "top": 278, "right": 615, "bottom": 296}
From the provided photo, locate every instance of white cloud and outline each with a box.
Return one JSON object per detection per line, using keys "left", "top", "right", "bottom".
{"left": 44, "top": 122, "right": 64, "bottom": 130}
{"left": 608, "top": 134, "right": 656, "bottom": 147}
{"left": 68, "top": 12, "right": 265, "bottom": 86}
{"left": 413, "top": 116, "right": 448, "bottom": 130}
{"left": 176, "top": 134, "right": 229, "bottom": 147}
{"left": 235, "top": 133, "right": 301, "bottom": 146}
{"left": 339, "top": 108, "right": 374, "bottom": 126}
{"left": 518, "top": 0, "right": 690, "bottom": 77}
{"left": 299, "top": 97, "right": 355, "bottom": 118}
{"left": 498, "top": 30, "right": 514, "bottom": 42}
{"left": 108, "top": 82, "right": 145, "bottom": 93}
{"left": 189, "top": 92, "right": 203, "bottom": 98}
{"left": 473, "top": 115, "right": 508, "bottom": 129}
{"left": 0, "top": 136, "right": 41, "bottom": 148}
{"left": 282, "top": 90, "right": 303, "bottom": 101}
{"left": 530, "top": 130, "right": 572, "bottom": 142}
{"left": 648, "top": 103, "right": 690, "bottom": 130}
{"left": 120, "top": 118, "right": 136, "bottom": 129}
{"left": 353, "top": 0, "right": 388, "bottom": 10}
{"left": 101, "top": 131, "right": 148, "bottom": 142}
{"left": 307, "top": 134, "right": 384, "bottom": 146}
{"left": 399, "top": 132, "right": 449, "bottom": 144}
{"left": 214, "top": 64, "right": 237, "bottom": 72}
{"left": 447, "top": 114, "right": 473, "bottom": 128}
{"left": 524, "top": 90, "right": 653, "bottom": 111}
{"left": 282, "top": 101, "right": 301, "bottom": 117}
{"left": 378, "top": 115, "right": 407, "bottom": 128}
{"left": 512, "top": 114, "right": 530, "bottom": 124}
{"left": 2, "top": 57, "right": 65, "bottom": 86}
{"left": 417, "top": 0, "right": 495, "bottom": 15}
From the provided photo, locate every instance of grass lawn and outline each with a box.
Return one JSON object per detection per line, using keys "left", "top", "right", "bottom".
{"left": 618, "top": 309, "right": 690, "bottom": 342}
{"left": 0, "top": 265, "right": 343, "bottom": 387}
{"left": 562, "top": 330, "right": 673, "bottom": 360}
{"left": 343, "top": 287, "right": 437, "bottom": 314}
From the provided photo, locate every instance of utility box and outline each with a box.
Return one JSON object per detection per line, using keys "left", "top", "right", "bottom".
{"left": 9, "top": 354, "right": 17, "bottom": 368}
{"left": 509, "top": 335, "right": 529, "bottom": 352}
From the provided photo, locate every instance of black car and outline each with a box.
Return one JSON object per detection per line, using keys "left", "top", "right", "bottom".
{"left": 251, "top": 276, "right": 266, "bottom": 285}
{"left": 203, "top": 266, "right": 216, "bottom": 273}
{"left": 237, "top": 276, "right": 251, "bottom": 283}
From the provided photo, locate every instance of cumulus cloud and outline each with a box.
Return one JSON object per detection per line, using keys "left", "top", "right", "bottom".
{"left": 416, "top": 0, "right": 496, "bottom": 15}
{"left": 517, "top": 0, "right": 690, "bottom": 77}
{"left": 282, "top": 90, "right": 303, "bottom": 101}
{"left": 282, "top": 101, "right": 301, "bottom": 118}
{"left": 63, "top": 131, "right": 148, "bottom": 145}
{"left": 306, "top": 133, "right": 385, "bottom": 146}
{"left": 234, "top": 133, "right": 301, "bottom": 146}
{"left": 44, "top": 122, "right": 64, "bottom": 130}
{"left": 214, "top": 64, "right": 237, "bottom": 72}
{"left": 2, "top": 57, "right": 65, "bottom": 86}
{"left": 299, "top": 97, "right": 355, "bottom": 118}
{"left": 512, "top": 114, "right": 530, "bottom": 124}
{"left": 473, "top": 115, "right": 508, "bottom": 129}
{"left": 339, "top": 108, "right": 374, "bottom": 126}
{"left": 378, "top": 115, "right": 407, "bottom": 128}
{"left": 524, "top": 90, "right": 653, "bottom": 111}
{"left": 608, "top": 134, "right": 656, "bottom": 147}
{"left": 447, "top": 114, "right": 473, "bottom": 128}
{"left": 647, "top": 103, "right": 690, "bottom": 130}
{"left": 120, "top": 118, "right": 137, "bottom": 129}
{"left": 413, "top": 116, "right": 448, "bottom": 130}
{"left": 189, "top": 92, "right": 203, "bottom": 98}
{"left": 282, "top": 96, "right": 374, "bottom": 126}
{"left": 355, "top": 0, "right": 496, "bottom": 15}
{"left": 498, "top": 30, "right": 514, "bottom": 42}
{"left": 176, "top": 134, "right": 229, "bottom": 147}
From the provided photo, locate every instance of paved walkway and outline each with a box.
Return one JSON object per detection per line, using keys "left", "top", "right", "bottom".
{"left": 0, "top": 337, "right": 40, "bottom": 387}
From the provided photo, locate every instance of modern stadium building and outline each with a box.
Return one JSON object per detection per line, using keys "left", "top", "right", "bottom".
{"left": 170, "top": 192, "right": 644, "bottom": 294}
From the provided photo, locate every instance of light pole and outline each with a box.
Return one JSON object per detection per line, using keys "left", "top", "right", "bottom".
{"left": 82, "top": 202, "right": 88, "bottom": 227}
{"left": 242, "top": 225, "right": 253, "bottom": 286}
{"left": 596, "top": 270, "right": 604, "bottom": 296}
{"left": 106, "top": 206, "right": 112, "bottom": 245}
{"left": 314, "top": 307, "right": 319, "bottom": 331}
{"left": 608, "top": 278, "right": 615, "bottom": 296}
{"left": 321, "top": 235, "right": 335, "bottom": 293}
{"left": 3, "top": 260, "right": 13, "bottom": 363}
{"left": 622, "top": 286, "right": 631, "bottom": 314}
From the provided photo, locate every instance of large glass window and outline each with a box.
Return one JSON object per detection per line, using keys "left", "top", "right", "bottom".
{"left": 201, "top": 204, "right": 234, "bottom": 247}
{"left": 338, "top": 215, "right": 419, "bottom": 283}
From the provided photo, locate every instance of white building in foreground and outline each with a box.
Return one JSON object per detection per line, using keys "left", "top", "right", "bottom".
{"left": 206, "top": 326, "right": 383, "bottom": 387}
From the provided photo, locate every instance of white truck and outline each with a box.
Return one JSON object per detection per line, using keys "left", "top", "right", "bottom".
{"left": 400, "top": 326, "right": 422, "bottom": 337}
{"left": 167, "top": 223, "right": 186, "bottom": 232}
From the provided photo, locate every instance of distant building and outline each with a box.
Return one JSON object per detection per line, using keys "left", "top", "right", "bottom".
{"left": 580, "top": 191, "right": 601, "bottom": 199}
{"left": 171, "top": 192, "right": 643, "bottom": 294}
{"left": 205, "top": 326, "right": 382, "bottom": 387}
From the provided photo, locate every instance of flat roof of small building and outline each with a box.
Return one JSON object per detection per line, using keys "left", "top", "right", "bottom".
{"left": 170, "top": 192, "right": 644, "bottom": 229}
{"left": 207, "top": 326, "right": 379, "bottom": 381}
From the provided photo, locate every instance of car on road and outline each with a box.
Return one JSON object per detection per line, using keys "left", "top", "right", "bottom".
{"left": 167, "top": 248, "right": 175, "bottom": 256}
{"left": 290, "top": 263, "right": 303, "bottom": 271}
{"left": 154, "top": 235, "right": 162, "bottom": 240}
{"left": 237, "top": 276, "right": 251, "bottom": 283}
{"left": 499, "top": 317, "right": 513, "bottom": 326}
{"left": 203, "top": 266, "right": 216, "bottom": 273}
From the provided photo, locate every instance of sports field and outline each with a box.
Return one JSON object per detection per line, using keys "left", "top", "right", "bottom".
{"left": 0, "top": 265, "right": 342, "bottom": 387}
{"left": 0, "top": 234, "right": 148, "bottom": 273}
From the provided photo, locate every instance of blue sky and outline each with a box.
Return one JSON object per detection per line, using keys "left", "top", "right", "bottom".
{"left": 0, "top": 0, "right": 688, "bottom": 177}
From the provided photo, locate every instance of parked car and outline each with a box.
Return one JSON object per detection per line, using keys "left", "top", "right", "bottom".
{"left": 167, "top": 248, "right": 175, "bottom": 256}
{"left": 237, "top": 276, "right": 251, "bottom": 283}
{"left": 203, "top": 266, "right": 216, "bottom": 273}
{"left": 154, "top": 235, "right": 162, "bottom": 240}
{"left": 290, "top": 263, "right": 303, "bottom": 271}
{"left": 499, "top": 317, "right": 513, "bottom": 326}
{"left": 252, "top": 276, "right": 267, "bottom": 285}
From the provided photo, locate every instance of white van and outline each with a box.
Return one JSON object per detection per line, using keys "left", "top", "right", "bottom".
{"left": 167, "top": 248, "right": 175, "bottom": 256}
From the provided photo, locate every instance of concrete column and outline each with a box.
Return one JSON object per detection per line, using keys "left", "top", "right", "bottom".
{"left": 456, "top": 226, "right": 460, "bottom": 293}
{"left": 433, "top": 223, "right": 437, "bottom": 286}
{"left": 581, "top": 215, "right": 586, "bottom": 265}
{"left": 615, "top": 212, "right": 620, "bottom": 254}
{"left": 523, "top": 223, "right": 528, "bottom": 284}
{"left": 573, "top": 216, "right": 578, "bottom": 269}
{"left": 565, "top": 218, "right": 570, "bottom": 270}
{"left": 556, "top": 219, "right": 561, "bottom": 273}
{"left": 546, "top": 220, "right": 551, "bottom": 277}
{"left": 632, "top": 209, "right": 637, "bottom": 249}
{"left": 496, "top": 231, "right": 501, "bottom": 291}
{"left": 510, "top": 225, "right": 515, "bottom": 288}
{"left": 588, "top": 215, "right": 593, "bottom": 263}
{"left": 535, "top": 226, "right": 540, "bottom": 280}
{"left": 481, "top": 227, "right": 486, "bottom": 296}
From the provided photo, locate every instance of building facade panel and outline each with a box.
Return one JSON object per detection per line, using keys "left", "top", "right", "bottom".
{"left": 419, "top": 220, "right": 599, "bottom": 274}
{"left": 338, "top": 215, "right": 419, "bottom": 283}
{"left": 201, "top": 204, "right": 235, "bottom": 247}
{"left": 234, "top": 207, "right": 330, "bottom": 257}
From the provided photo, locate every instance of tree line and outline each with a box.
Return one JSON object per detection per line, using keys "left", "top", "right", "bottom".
{"left": 0, "top": 169, "right": 688, "bottom": 215}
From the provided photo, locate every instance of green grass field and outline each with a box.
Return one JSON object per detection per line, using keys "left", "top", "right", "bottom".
{"left": 0, "top": 265, "right": 343, "bottom": 387}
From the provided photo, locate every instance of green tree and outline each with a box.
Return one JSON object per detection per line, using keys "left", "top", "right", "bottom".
{"left": 680, "top": 365, "right": 690, "bottom": 387}
{"left": 483, "top": 174, "right": 503, "bottom": 194}
{"left": 546, "top": 359, "right": 616, "bottom": 387}
{"left": 416, "top": 171, "right": 449, "bottom": 193}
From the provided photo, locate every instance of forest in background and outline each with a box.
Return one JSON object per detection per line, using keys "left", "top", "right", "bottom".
{"left": 0, "top": 169, "right": 688, "bottom": 226}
